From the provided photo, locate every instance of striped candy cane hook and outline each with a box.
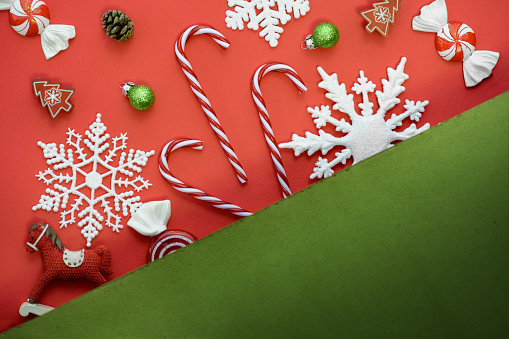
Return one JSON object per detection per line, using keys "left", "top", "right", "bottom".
{"left": 252, "top": 63, "right": 307, "bottom": 198}
{"left": 159, "top": 139, "right": 252, "bottom": 217}
{"left": 175, "top": 24, "right": 248, "bottom": 184}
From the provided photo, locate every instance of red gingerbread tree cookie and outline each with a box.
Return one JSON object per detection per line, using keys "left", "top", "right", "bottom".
{"left": 361, "top": 0, "right": 400, "bottom": 37}
{"left": 33, "top": 79, "right": 75, "bottom": 118}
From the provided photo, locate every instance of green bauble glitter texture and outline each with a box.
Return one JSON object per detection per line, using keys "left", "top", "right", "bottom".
{"left": 311, "top": 22, "right": 340, "bottom": 49}
{"left": 127, "top": 85, "right": 155, "bottom": 111}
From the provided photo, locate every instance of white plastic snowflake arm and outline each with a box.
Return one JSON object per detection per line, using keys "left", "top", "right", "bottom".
{"left": 104, "top": 134, "right": 128, "bottom": 164}
{"left": 311, "top": 149, "right": 352, "bottom": 179}
{"left": 308, "top": 105, "right": 352, "bottom": 132}
{"left": 100, "top": 200, "right": 122, "bottom": 233}
{"left": 115, "top": 175, "right": 152, "bottom": 193}
{"left": 33, "top": 183, "right": 78, "bottom": 213}
{"left": 317, "top": 67, "right": 357, "bottom": 119}
{"left": 84, "top": 125, "right": 109, "bottom": 154}
{"left": 113, "top": 192, "right": 143, "bottom": 217}
{"left": 226, "top": 1, "right": 253, "bottom": 30}
{"left": 66, "top": 129, "right": 87, "bottom": 162}
{"left": 38, "top": 141, "right": 76, "bottom": 171}
{"left": 36, "top": 169, "right": 73, "bottom": 186}
{"left": 291, "top": 0, "right": 311, "bottom": 17}
{"left": 106, "top": 149, "right": 155, "bottom": 176}
{"left": 279, "top": 130, "right": 346, "bottom": 156}
{"left": 351, "top": 71, "right": 376, "bottom": 117}
{"left": 59, "top": 196, "right": 84, "bottom": 229}
{"left": 255, "top": 7, "right": 288, "bottom": 47}
{"left": 78, "top": 208, "right": 103, "bottom": 247}
{"left": 391, "top": 123, "right": 430, "bottom": 142}
{"left": 386, "top": 100, "right": 429, "bottom": 130}
{"left": 375, "top": 57, "right": 409, "bottom": 116}
{"left": 226, "top": 0, "right": 310, "bottom": 47}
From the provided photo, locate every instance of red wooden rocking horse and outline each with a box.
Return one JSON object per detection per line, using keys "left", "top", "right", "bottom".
{"left": 20, "top": 222, "right": 112, "bottom": 316}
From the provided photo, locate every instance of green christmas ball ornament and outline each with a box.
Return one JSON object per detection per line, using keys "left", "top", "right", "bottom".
{"left": 120, "top": 82, "right": 155, "bottom": 111}
{"left": 302, "top": 22, "right": 340, "bottom": 50}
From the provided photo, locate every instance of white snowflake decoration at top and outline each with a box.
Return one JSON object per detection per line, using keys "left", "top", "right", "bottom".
{"left": 33, "top": 113, "right": 155, "bottom": 247}
{"left": 280, "top": 57, "right": 430, "bottom": 179}
{"left": 225, "top": 0, "right": 310, "bottom": 47}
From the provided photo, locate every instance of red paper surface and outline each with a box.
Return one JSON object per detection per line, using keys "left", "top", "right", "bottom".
{"left": 1, "top": 0, "right": 508, "bottom": 333}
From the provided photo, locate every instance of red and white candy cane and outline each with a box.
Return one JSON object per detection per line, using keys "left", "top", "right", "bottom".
{"left": 175, "top": 24, "right": 248, "bottom": 184}
{"left": 159, "top": 138, "right": 252, "bottom": 217}
{"left": 252, "top": 63, "right": 307, "bottom": 198}
{"left": 148, "top": 230, "right": 196, "bottom": 262}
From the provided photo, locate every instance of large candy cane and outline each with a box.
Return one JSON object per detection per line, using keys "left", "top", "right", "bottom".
{"left": 175, "top": 24, "right": 248, "bottom": 184}
{"left": 159, "top": 139, "right": 252, "bottom": 217}
{"left": 252, "top": 63, "right": 307, "bottom": 198}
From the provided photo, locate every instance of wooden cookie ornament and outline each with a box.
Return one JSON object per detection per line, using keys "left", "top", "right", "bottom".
{"left": 33, "top": 79, "right": 74, "bottom": 118}
{"left": 412, "top": 0, "right": 499, "bottom": 87}
{"left": 1, "top": 0, "right": 75, "bottom": 59}
{"left": 19, "top": 222, "right": 112, "bottom": 317}
{"left": 361, "top": 0, "right": 400, "bottom": 37}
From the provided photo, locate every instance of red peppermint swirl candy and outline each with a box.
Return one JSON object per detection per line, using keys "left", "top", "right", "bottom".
{"left": 435, "top": 22, "right": 476, "bottom": 62}
{"left": 147, "top": 230, "right": 196, "bottom": 262}
{"left": 8, "top": 0, "right": 50, "bottom": 37}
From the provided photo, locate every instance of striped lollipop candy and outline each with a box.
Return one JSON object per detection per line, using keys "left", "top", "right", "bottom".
{"left": 412, "top": 0, "right": 499, "bottom": 87}
{"left": 1, "top": 0, "right": 75, "bottom": 59}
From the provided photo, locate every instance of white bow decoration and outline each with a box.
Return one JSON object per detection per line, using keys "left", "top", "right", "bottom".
{"left": 127, "top": 200, "right": 172, "bottom": 236}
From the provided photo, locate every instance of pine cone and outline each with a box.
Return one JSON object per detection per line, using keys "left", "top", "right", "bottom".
{"left": 102, "top": 10, "right": 134, "bottom": 42}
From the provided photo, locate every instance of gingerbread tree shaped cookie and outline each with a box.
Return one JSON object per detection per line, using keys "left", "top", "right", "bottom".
{"left": 361, "top": 0, "right": 400, "bottom": 37}
{"left": 33, "top": 79, "right": 75, "bottom": 118}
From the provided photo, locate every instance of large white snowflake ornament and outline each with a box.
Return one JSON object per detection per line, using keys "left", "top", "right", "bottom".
{"left": 225, "top": 0, "right": 310, "bottom": 47}
{"left": 33, "top": 113, "right": 155, "bottom": 247}
{"left": 280, "top": 57, "right": 430, "bottom": 179}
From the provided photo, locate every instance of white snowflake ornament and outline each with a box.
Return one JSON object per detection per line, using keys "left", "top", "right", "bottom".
{"left": 33, "top": 113, "right": 155, "bottom": 247}
{"left": 225, "top": 0, "right": 310, "bottom": 47}
{"left": 280, "top": 57, "right": 430, "bottom": 179}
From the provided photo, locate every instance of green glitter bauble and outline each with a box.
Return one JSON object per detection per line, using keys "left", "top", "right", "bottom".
{"left": 127, "top": 84, "right": 155, "bottom": 111}
{"left": 311, "top": 22, "right": 340, "bottom": 49}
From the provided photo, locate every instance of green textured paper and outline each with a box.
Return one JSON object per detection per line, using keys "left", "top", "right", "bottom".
{"left": 4, "top": 93, "right": 508, "bottom": 338}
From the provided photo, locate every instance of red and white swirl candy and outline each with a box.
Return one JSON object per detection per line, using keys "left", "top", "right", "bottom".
{"left": 412, "top": 0, "right": 499, "bottom": 87}
{"left": 435, "top": 22, "right": 476, "bottom": 62}
{"left": 148, "top": 230, "right": 196, "bottom": 262}
{"left": 1, "top": 0, "right": 75, "bottom": 59}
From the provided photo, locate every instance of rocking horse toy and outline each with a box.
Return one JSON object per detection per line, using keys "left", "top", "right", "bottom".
{"left": 19, "top": 222, "right": 113, "bottom": 317}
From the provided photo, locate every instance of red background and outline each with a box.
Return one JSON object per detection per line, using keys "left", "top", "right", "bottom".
{"left": 1, "top": 0, "right": 508, "bottom": 333}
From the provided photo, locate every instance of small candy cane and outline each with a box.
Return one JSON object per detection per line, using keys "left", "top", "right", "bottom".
{"left": 175, "top": 24, "right": 248, "bottom": 184}
{"left": 159, "top": 139, "right": 252, "bottom": 217}
{"left": 252, "top": 63, "right": 307, "bottom": 198}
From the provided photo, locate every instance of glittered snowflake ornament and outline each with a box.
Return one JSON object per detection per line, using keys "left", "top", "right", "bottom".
{"left": 33, "top": 113, "right": 155, "bottom": 246}
{"left": 280, "top": 57, "right": 430, "bottom": 179}
{"left": 225, "top": 0, "right": 310, "bottom": 47}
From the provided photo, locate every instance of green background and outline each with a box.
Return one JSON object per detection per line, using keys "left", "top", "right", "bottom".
{"left": 4, "top": 93, "right": 508, "bottom": 338}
